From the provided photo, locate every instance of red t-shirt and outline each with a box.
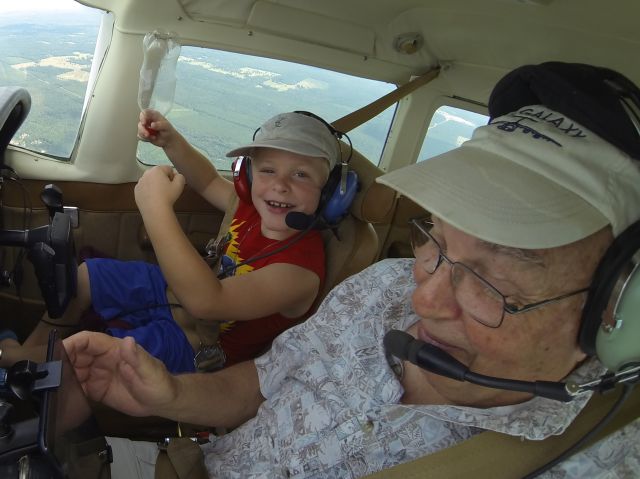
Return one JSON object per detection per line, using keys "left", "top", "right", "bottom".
{"left": 217, "top": 201, "right": 325, "bottom": 366}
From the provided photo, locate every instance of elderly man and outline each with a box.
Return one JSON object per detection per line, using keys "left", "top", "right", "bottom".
{"left": 63, "top": 62, "right": 640, "bottom": 478}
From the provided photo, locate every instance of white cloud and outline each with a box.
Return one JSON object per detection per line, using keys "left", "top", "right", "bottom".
{"left": 261, "top": 78, "right": 328, "bottom": 92}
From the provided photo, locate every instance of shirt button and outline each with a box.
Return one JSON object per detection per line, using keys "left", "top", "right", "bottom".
{"left": 362, "top": 420, "right": 374, "bottom": 433}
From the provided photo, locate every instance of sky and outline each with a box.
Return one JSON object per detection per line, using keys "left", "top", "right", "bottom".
{"left": 0, "top": 0, "right": 89, "bottom": 13}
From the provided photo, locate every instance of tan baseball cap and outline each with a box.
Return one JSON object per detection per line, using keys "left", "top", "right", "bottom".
{"left": 377, "top": 105, "right": 640, "bottom": 248}
{"left": 226, "top": 112, "right": 340, "bottom": 170}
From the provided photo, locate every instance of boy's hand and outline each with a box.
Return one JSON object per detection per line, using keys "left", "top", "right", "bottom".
{"left": 63, "top": 331, "right": 179, "bottom": 418}
{"left": 134, "top": 165, "right": 186, "bottom": 212}
{"left": 138, "top": 109, "right": 175, "bottom": 146}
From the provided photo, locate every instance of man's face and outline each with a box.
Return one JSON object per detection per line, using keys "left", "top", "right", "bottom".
{"left": 405, "top": 217, "right": 612, "bottom": 407}
{"left": 250, "top": 148, "right": 328, "bottom": 240}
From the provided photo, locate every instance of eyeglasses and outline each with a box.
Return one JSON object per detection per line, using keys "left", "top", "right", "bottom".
{"left": 409, "top": 218, "right": 590, "bottom": 328}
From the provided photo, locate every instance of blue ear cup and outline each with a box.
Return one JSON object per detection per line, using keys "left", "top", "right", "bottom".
{"left": 321, "top": 169, "right": 358, "bottom": 224}
{"left": 233, "top": 156, "right": 252, "bottom": 204}
{"left": 316, "top": 165, "right": 358, "bottom": 225}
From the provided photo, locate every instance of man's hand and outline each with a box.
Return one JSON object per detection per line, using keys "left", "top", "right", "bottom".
{"left": 63, "top": 331, "right": 179, "bottom": 418}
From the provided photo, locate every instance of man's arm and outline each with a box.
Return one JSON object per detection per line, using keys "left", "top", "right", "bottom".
{"left": 64, "top": 331, "right": 265, "bottom": 429}
{"left": 169, "top": 361, "right": 263, "bottom": 427}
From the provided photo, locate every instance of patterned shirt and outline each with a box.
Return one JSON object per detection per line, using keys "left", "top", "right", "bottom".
{"left": 202, "top": 259, "right": 640, "bottom": 478}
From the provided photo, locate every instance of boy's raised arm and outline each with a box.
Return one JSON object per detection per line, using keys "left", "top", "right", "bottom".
{"left": 138, "top": 109, "right": 235, "bottom": 212}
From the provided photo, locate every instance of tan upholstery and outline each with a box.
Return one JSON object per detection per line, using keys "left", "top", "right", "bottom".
{"left": 316, "top": 142, "right": 385, "bottom": 302}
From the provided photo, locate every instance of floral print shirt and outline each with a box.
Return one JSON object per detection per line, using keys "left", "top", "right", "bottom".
{"left": 202, "top": 259, "right": 640, "bottom": 478}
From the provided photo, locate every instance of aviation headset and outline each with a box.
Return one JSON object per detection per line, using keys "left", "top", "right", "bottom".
{"left": 489, "top": 62, "right": 640, "bottom": 373}
{"left": 232, "top": 111, "right": 358, "bottom": 228}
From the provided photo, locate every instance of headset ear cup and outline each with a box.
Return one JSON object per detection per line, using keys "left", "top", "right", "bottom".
{"left": 579, "top": 220, "right": 640, "bottom": 357}
{"left": 233, "top": 157, "right": 252, "bottom": 204}
{"left": 318, "top": 166, "right": 359, "bottom": 224}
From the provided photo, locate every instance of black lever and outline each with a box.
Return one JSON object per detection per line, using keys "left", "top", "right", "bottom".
{"left": 40, "top": 184, "right": 64, "bottom": 220}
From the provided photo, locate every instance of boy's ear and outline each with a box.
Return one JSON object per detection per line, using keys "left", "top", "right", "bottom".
{"left": 233, "top": 157, "right": 253, "bottom": 204}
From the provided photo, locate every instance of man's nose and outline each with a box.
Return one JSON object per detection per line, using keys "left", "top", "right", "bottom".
{"left": 413, "top": 261, "right": 463, "bottom": 319}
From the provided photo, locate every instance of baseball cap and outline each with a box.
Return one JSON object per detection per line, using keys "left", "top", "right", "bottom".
{"left": 489, "top": 62, "right": 640, "bottom": 160}
{"left": 226, "top": 112, "right": 340, "bottom": 170}
{"left": 377, "top": 104, "right": 640, "bottom": 249}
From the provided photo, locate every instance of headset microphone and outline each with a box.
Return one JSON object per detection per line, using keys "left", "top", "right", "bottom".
{"left": 285, "top": 211, "right": 316, "bottom": 231}
{"left": 384, "top": 330, "right": 576, "bottom": 402}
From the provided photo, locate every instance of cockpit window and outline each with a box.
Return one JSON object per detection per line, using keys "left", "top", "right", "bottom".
{"left": 417, "top": 106, "right": 488, "bottom": 162}
{"left": 0, "top": 0, "right": 104, "bottom": 159}
{"left": 137, "top": 46, "right": 396, "bottom": 170}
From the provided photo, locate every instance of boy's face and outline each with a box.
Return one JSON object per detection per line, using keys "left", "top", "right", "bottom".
{"left": 250, "top": 148, "right": 329, "bottom": 239}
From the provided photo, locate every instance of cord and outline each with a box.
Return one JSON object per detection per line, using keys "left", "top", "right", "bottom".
{"left": 116, "top": 302, "right": 182, "bottom": 317}
{"left": 0, "top": 170, "right": 32, "bottom": 323}
{"left": 39, "top": 302, "right": 183, "bottom": 327}
{"left": 217, "top": 215, "right": 320, "bottom": 279}
{"left": 523, "top": 384, "right": 635, "bottom": 478}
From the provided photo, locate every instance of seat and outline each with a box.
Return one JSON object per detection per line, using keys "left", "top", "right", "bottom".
{"left": 316, "top": 143, "right": 389, "bottom": 302}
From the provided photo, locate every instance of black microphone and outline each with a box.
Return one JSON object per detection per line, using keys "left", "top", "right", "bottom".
{"left": 384, "top": 329, "right": 574, "bottom": 402}
{"left": 285, "top": 211, "right": 315, "bottom": 231}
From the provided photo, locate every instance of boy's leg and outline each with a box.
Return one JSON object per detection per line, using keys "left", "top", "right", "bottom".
{"left": 109, "top": 316, "right": 197, "bottom": 374}
{"left": 0, "top": 263, "right": 93, "bottom": 366}
{"left": 82, "top": 258, "right": 196, "bottom": 373}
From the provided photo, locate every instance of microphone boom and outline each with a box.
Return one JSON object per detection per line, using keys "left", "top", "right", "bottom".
{"left": 384, "top": 329, "right": 573, "bottom": 402}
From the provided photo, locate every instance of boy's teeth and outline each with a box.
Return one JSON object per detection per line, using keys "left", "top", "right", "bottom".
{"left": 267, "top": 200, "right": 292, "bottom": 208}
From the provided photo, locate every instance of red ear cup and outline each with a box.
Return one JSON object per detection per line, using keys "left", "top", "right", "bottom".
{"left": 232, "top": 157, "right": 252, "bottom": 204}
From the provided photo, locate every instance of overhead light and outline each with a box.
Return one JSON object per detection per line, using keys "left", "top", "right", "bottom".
{"left": 393, "top": 33, "right": 423, "bottom": 55}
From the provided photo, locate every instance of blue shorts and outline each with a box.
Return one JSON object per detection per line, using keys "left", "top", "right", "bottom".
{"left": 86, "top": 258, "right": 196, "bottom": 373}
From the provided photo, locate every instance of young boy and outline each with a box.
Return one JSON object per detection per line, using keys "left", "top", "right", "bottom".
{"left": 0, "top": 111, "right": 338, "bottom": 373}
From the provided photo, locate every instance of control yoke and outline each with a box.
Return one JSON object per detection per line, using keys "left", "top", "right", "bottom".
{"left": 0, "top": 184, "right": 77, "bottom": 318}
{"left": 0, "top": 87, "right": 77, "bottom": 317}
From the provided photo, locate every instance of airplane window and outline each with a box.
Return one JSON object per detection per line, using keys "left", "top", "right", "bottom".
{"left": 417, "top": 106, "right": 488, "bottom": 162}
{"left": 137, "top": 46, "right": 396, "bottom": 170}
{"left": 0, "top": 0, "right": 104, "bottom": 159}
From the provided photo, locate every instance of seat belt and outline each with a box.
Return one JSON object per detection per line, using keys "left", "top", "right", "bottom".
{"left": 363, "top": 386, "right": 640, "bottom": 479}
{"left": 332, "top": 67, "right": 440, "bottom": 133}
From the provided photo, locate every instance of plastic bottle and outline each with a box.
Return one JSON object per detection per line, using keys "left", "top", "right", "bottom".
{"left": 137, "top": 31, "right": 181, "bottom": 134}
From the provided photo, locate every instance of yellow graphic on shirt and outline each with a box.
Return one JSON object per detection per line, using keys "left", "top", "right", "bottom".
{"left": 223, "top": 219, "right": 256, "bottom": 276}
{"left": 219, "top": 218, "right": 256, "bottom": 333}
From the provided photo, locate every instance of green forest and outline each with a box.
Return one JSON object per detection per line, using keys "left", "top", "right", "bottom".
{"left": 1, "top": 14, "right": 483, "bottom": 169}
{"left": 0, "top": 18, "right": 396, "bottom": 167}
